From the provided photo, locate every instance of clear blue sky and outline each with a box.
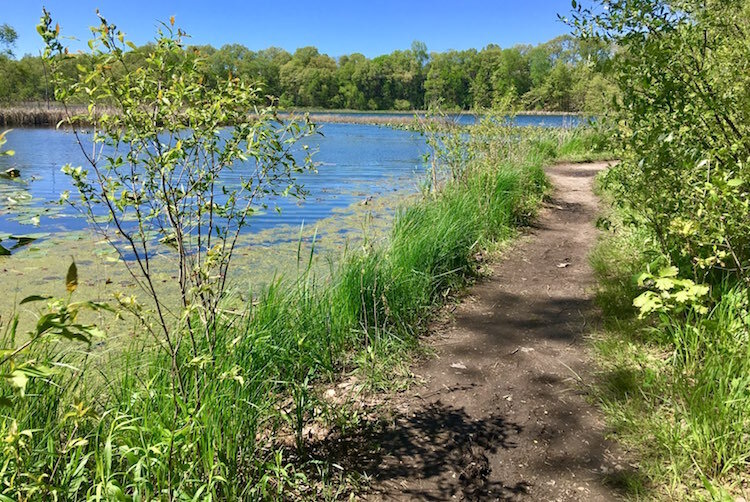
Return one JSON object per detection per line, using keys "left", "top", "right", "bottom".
{"left": 3, "top": 1, "right": 580, "bottom": 59}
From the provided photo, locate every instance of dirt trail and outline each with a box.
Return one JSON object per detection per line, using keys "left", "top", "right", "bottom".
{"left": 366, "top": 161, "right": 629, "bottom": 501}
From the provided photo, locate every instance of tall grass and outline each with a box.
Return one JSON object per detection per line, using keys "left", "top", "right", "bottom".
{"left": 0, "top": 104, "right": 82, "bottom": 127}
{"left": 0, "top": 105, "right": 439, "bottom": 128}
{"left": 0, "top": 122, "right": 592, "bottom": 499}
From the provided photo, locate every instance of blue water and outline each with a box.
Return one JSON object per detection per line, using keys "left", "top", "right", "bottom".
{"left": 0, "top": 123, "right": 428, "bottom": 239}
{"left": 0, "top": 114, "right": 579, "bottom": 244}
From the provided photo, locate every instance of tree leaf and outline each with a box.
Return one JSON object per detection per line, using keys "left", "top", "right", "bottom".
{"left": 658, "top": 266, "right": 679, "bottom": 278}
{"left": 8, "top": 370, "right": 29, "bottom": 396}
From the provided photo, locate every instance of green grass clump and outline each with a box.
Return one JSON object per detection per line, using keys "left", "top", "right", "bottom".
{"left": 555, "top": 122, "right": 617, "bottom": 162}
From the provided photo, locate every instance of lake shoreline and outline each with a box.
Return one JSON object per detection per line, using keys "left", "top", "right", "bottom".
{"left": 0, "top": 103, "right": 582, "bottom": 128}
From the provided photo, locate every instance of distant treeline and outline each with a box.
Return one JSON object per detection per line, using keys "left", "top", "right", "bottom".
{"left": 0, "top": 34, "right": 615, "bottom": 112}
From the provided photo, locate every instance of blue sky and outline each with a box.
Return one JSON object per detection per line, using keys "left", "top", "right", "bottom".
{"left": 3, "top": 1, "right": 579, "bottom": 58}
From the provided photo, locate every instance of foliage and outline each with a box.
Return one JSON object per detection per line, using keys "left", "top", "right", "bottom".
{"left": 0, "top": 24, "right": 17, "bottom": 57}
{"left": 590, "top": 209, "right": 750, "bottom": 498}
{"left": 633, "top": 265, "right": 709, "bottom": 318}
{"left": 40, "top": 6, "right": 317, "bottom": 398}
{"left": 0, "top": 262, "right": 113, "bottom": 498}
{"left": 577, "top": 1, "right": 750, "bottom": 491}
{"left": 0, "top": 129, "right": 13, "bottom": 157}
{"left": 571, "top": 0, "right": 750, "bottom": 284}
{"left": 0, "top": 29, "right": 617, "bottom": 112}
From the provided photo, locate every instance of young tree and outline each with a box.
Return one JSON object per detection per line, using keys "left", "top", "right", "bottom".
{"left": 39, "top": 10, "right": 318, "bottom": 403}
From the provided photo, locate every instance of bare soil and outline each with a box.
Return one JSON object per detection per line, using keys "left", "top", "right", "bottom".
{"left": 358, "top": 161, "right": 632, "bottom": 501}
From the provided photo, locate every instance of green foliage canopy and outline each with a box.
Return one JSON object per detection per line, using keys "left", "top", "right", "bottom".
{"left": 573, "top": 0, "right": 750, "bottom": 282}
{"left": 0, "top": 29, "right": 616, "bottom": 112}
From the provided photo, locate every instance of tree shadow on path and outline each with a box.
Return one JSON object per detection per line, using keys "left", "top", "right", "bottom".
{"left": 312, "top": 399, "right": 530, "bottom": 500}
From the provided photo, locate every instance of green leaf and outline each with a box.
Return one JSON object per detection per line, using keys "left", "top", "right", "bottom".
{"left": 20, "top": 295, "right": 52, "bottom": 305}
{"left": 657, "top": 266, "right": 679, "bottom": 278}
{"left": 8, "top": 370, "right": 29, "bottom": 396}
{"left": 654, "top": 277, "right": 675, "bottom": 291}
{"left": 727, "top": 178, "right": 743, "bottom": 187}
{"left": 636, "top": 272, "right": 653, "bottom": 286}
{"left": 66, "top": 261, "right": 78, "bottom": 293}
{"left": 59, "top": 327, "right": 90, "bottom": 344}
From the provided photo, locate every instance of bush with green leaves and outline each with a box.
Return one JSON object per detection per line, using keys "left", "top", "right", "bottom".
{"left": 571, "top": 0, "right": 750, "bottom": 283}
{"left": 573, "top": 0, "right": 750, "bottom": 495}
{"left": 39, "top": 8, "right": 317, "bottom": 396}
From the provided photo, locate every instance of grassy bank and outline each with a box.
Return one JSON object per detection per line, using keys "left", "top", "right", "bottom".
{"left": 0, "top": 121, "right": 605, "bottom": 499}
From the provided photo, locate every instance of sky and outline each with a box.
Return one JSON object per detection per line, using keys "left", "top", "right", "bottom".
{"left": 2, "top": 1, "right": 580, "bottom": 59}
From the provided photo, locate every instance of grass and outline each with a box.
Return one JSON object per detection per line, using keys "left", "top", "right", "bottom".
{"left": 588, "top": 176, "right": 750, "bottom": 500}
{"left": 0, "top": 104, "right": 436, "bottom": 128}
{"left": 0, "top": 121, "right": 600, "bottom": 499}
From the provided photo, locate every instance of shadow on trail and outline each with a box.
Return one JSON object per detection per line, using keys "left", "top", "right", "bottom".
{"left": 311, "top": 401, "right": 530, "bottom": 500}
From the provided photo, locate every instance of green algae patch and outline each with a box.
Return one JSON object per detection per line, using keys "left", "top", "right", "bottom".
{"left": 1, "top": 188, "right": 413, "bottom": 339}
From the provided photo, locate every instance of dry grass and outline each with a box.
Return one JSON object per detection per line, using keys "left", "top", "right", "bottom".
{"left": 0, "top": 104, "right": 91, "bottom": 127}
{"left": 0, "top": 105, "right": 431, "bottom": 128}
{"left": 0, "top": 103, "right": 577, "bottom": 128}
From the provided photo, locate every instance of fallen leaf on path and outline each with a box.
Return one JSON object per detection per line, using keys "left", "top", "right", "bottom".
{"left": 450, "top": 362, "right": 467, "bottom": 370}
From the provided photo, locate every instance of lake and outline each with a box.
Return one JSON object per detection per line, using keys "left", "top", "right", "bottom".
{"left": 0, "top": 114, "right": 580, "bottom": 244}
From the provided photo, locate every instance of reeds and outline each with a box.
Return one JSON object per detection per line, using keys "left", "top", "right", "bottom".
{"left": 0, "top": 104, "right": 578, "bottom": 129}
{"left": 0, "top": 106, "right": 443, "bottom": 128}
{"left": 0, "top": 103, "right": 91, "bottom": 127}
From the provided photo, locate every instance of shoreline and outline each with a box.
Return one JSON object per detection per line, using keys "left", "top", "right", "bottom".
{"left": 283, "top": 108, "right": 581, "bottom": 116}
{"left": 0, "top": 104, "right": 582, "bottom": 128}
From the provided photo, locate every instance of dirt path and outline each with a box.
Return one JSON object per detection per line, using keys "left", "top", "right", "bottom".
{"left": 366, "top": 161, "right": 628, "bottom": 501}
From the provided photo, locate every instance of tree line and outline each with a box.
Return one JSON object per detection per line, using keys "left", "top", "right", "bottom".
{"left": 0, "top": 30, "right": 615, "bottom": 112}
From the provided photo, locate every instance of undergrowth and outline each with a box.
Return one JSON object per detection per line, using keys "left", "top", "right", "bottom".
{"left": 590, "top": 177, "right": 750, "bottom": 500}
